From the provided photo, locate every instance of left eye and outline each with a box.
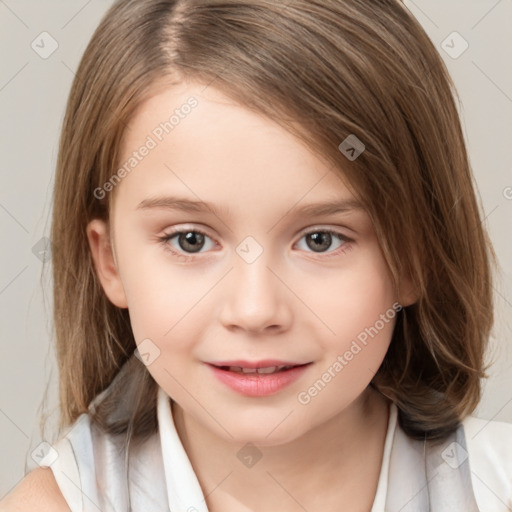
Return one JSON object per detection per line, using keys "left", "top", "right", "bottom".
{"left": 296, "top": 229, "right": 349, "bottom": 254}
{"left": 159, "top": 228, "right": 351, "bottom": 259}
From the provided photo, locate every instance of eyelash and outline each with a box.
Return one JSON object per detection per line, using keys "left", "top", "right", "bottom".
{"left": 158, "top": 226, "right": 353, "bottom": 262}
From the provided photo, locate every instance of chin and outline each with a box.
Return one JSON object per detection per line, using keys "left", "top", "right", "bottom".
{"left": 211, "top": 410, "right": 311, "bottom": 447}
{"left": 231, "top": 427, "right": 304, "bottom": 447}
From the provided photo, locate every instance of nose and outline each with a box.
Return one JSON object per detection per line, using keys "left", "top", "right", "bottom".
{"left": 218, "top": 250, "right": 293, "bottom": 334}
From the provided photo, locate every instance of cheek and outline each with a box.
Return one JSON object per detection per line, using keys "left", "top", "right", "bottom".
{"left": 113, "top": 238, "right": 185, "bottom": 340}
{"left": 296, "top": 247, "right": 397, "bottom": 408}
{"left": 309, "top": 245, "right": 397, "bottom": 352}
{"left": 120, "top": 259, "right": 209, "bottom": 397}
{"left": 117, "top": 242, "right": 220, "bottom": 363}
{"left": 299, "top": 284, "right": 396, "bottom": 415}
{"left": 125, "top": 270, "right": 205, "bottom": 344}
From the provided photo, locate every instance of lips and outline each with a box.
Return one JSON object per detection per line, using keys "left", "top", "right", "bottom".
{"left": 206, "top": 360, "right": 312, "bottom": 396}
{"left": 219, "top": 365, "right": 295, "bottom": 374}
{"left": 208, "top": 359, "right": 308, "bottom": 372}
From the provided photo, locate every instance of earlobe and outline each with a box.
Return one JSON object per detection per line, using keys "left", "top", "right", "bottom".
{"left": 398, "top": 275, "right": 420, "bottom": 308}
{"left": 86, "top": 219, "right": 128, "bottom": 309}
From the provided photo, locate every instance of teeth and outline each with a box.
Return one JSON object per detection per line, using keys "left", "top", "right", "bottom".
{"left": 240, "top": 367, "right": 258, "bottom": 374}
{"left": 255, "top": 366, "right": 278, "bottom": 374}
{"left": 226, "top": 365, "right": 292, "bottom": 374}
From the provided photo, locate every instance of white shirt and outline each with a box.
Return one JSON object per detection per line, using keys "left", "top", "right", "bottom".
{"left": 40, "top": 386, "right": 512, "bottom": 511}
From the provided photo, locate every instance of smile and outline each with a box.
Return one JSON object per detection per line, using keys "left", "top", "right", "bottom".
{"left": 206, "top": 360, "right": 312, "bottom": 396}
{"left": 219, "top": 365, "right": 295, "bottom": 374}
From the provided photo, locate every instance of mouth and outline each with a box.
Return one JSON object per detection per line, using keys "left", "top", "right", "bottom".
{"left": 208, "top": 359, "right": 311, "bottom": 373}
{"left": 206, "top": 360, "right": 313, "bottom": 396}
{"left": 214, "top": 364, "right": 304, "bottom": 374}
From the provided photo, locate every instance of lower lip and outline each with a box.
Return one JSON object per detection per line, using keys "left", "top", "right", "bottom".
{"left": 206, "top": 364, "right": 311, "bottom": 397}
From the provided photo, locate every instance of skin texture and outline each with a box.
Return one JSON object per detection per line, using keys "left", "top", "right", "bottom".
{"left": 85, "top": 79, "right": 417, "bottom": 511}
{"left": 0, "top": 467, "right": 70, "bottom": 511}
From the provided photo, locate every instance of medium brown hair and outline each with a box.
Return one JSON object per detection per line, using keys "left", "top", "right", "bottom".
{"left": 49, "top": 0, "right": 496, "bottom": 443}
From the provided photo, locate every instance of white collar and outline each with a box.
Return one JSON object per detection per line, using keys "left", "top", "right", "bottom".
{"left": 156, "top": 385, "right": 397, "bottom": 512}
{"left": 157, "top": 386, "right": 209, "bottom": 512}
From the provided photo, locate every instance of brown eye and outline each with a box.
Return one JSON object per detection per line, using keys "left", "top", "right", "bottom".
{"left": 159, "top": 228, "right": 215, "bottom": 260}
{"left": 297, "top": 229, "right": 350, "bottom": 256}
{"left": 175, "top": 231, "right": 206, "bottom": 253}
{"left": 306, "top": 232, "right": 333, "bottom": 252}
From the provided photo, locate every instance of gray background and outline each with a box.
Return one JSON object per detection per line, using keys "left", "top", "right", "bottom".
{"left": 1, "top": 0, "right": 511, "bottom": 497}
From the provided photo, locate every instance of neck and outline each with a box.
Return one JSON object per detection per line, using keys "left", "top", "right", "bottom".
{"left": 172, "top": 387, "right": 390, "bottom": 512}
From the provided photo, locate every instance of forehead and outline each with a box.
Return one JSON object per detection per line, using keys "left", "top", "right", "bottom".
{"left": 111, "top": 80, "right": 361, "bottom": 222}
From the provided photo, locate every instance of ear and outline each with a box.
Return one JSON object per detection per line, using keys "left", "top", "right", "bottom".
{"left": 86, "top": 218, "right": 128, "bottom": 308}
{"left": 397, "top": 274, "right": 419, "bottom": 308}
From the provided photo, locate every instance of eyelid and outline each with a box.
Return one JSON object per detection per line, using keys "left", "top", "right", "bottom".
{"left": 161, "top": 224, "right": 217, "bottom": 243}
{"left": 298, "top": 225, "right": 354, "bottom": 242}
{"left": 161, "top": 223, "right": 354, "bottom": 244}
{"left": 159, "top": 223, "right": 354, "bottom": 261}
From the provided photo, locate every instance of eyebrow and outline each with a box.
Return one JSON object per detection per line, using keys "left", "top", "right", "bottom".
{"left": 136, "top": 195, "right": 364, "bottom": 218}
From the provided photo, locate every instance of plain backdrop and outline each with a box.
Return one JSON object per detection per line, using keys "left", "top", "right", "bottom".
{"left": 1, "top": 0, "right": 511, "bottom": 497}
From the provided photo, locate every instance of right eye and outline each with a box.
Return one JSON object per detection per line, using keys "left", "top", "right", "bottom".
{"left": 158, "top": 227, "right": 217, "bottom": 261}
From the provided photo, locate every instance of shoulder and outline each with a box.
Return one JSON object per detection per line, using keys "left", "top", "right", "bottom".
{"left": 462, "top": 414, "right": 512, "bottom": 509}
{"left": 1, "top": 413, "right": 96, "bottom": 512}
{"left": 0, "top": 467, "right": 69, "bottom": 511}
{"left": 463, "top": 413, "right": 512, "bottom": 463}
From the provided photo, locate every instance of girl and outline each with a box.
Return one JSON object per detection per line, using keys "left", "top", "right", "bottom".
{"left": 2, "top": 0, "right": 511, "bottom": 510}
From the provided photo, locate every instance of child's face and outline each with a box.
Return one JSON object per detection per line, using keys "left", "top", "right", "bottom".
{"left": 88, "top": 80, "right": 412, "bottom": 445}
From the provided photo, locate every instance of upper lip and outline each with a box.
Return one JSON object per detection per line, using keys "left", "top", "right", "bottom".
{"left": 207, "top": 360, "right": 311, "bottom": 369}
